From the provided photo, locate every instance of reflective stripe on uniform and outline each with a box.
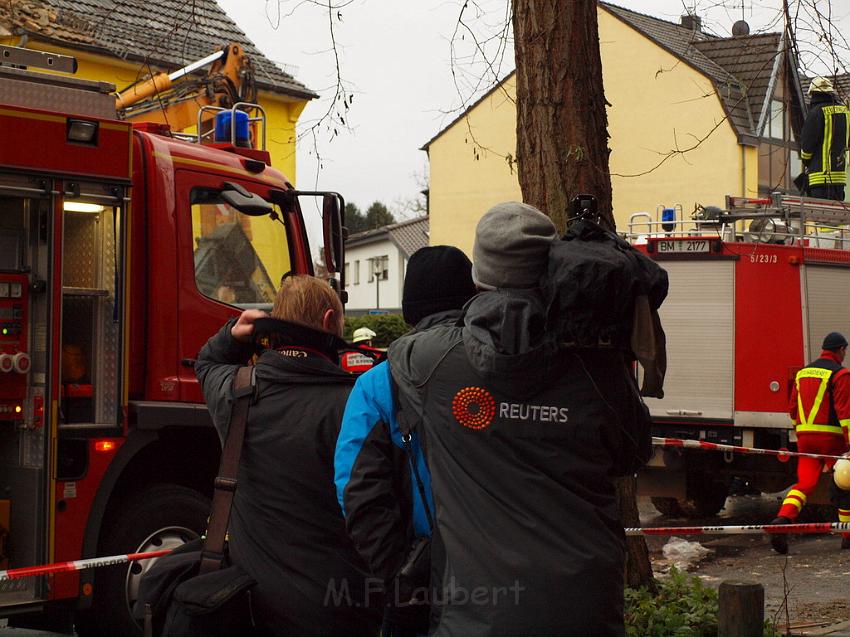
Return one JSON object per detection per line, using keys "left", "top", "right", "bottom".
{"left": 783, "top": 489, "right": 808, "bottom": 511}
{"left": 808, "top": 171, "right": 846, "bottom": 185}
{"left": 796, "top": 367, "right": 833, "bottom": 428}
{"left": 823, "top": 104, "right": 833, "bottom": 176}
{"left": 796, "top": 423, "right": 844, "bottom": 434}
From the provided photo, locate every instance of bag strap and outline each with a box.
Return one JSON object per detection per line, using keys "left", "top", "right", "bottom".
{"left": 199, "top": 365, "right": 255, "bottom": 575}
{"left": 392, "top": 376, "right": 434, "bottom": 532}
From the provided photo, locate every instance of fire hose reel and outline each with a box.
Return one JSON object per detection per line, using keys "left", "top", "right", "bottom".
{"left": 0, "top": 353, "right": 29, "bottom": 374}
{"left": 11, "top": 352, "right": 29, "bottom": 374}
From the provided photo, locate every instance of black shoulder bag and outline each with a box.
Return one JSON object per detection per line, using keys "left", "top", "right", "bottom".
{"left": 393, "top": 377, "right": 434, "bottom": 606}
{"left": 135, "top": 366, "right": 258, "bottom": 637}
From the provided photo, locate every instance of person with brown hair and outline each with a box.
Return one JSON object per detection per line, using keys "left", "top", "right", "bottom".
{"left": 195, "top": 275, "right": 381, "bottom": 636}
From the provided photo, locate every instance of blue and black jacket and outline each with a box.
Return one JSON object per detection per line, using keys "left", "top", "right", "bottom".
{"left": 334, "top": 312, "right": 457, "bottom": 582}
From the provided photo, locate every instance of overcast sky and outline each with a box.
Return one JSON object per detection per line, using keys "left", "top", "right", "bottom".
{"left": 215, "top": 0, "right": 849, "bottom": 250}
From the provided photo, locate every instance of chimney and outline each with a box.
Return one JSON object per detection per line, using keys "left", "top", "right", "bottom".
{"left": 732, "top": 20, "right": 751, "bottom": 37}
{"left": 680, "top": 14, "right": 702, "bottom": 32}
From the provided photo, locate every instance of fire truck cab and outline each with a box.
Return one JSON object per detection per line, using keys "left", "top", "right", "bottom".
{"left": 0, "top": 46, "right": 343, "bottom": 634}
{"left": 630, "top": 194, "right": 850, "bottom": 518}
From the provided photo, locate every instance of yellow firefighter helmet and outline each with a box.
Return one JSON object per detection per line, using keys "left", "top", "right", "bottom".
{"left": 834, "top": 457, "right": 850, "bottom": 491}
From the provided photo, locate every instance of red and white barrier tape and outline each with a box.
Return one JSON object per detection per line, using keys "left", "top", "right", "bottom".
{"left": 653, "top": 436, "right": 847, "bottom": 462}
{"left": 626, "top": 522, "right": 850, "bottom": 537}
{"left": 0, "top": 549, "right": 171, "bottom": 581}
{"left": 4, "top": 521, "right": 850, "bottom": 579}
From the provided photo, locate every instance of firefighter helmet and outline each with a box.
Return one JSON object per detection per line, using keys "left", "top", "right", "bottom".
{"left": 808, "top": 76, "right": 835, "bottom": 96}
{"left": 834, "top": 457, "right": 850, "bottom": 491}
{"left": 352, "top": 327, "right": 376, "bottom": 344}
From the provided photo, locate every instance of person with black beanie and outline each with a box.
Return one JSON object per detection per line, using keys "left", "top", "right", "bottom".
{"left": 334, "top": 246, "right": 476, "bottom": 636}
{"left": 400, "top": 245, "right": 478, "bottom": 325}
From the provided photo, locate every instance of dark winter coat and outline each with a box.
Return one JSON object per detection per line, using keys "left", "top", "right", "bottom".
{"left": 801, "top": 92, "right": 850, "bottom": 186}
{"left": 195, "top": 321, "right": 381, "bottom": 636}
{"left": 387, "top": 289, "right": 651, "bottom": 637}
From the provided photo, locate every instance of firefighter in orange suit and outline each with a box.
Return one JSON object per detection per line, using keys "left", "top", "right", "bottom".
{"left": 771, "top": 332, "right": 850, "bottom": 554}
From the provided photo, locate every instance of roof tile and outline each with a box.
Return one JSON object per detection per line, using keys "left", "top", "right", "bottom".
{"left": 347, "top": 216, "right": 430, "bottom": 260}
{"left": 801, "top": 74, "right": 850, "bottom": 102}
{"left": 388, "top": 217, "right": 429, "bottom": 259}
{"left": 0, "top": 0, "right": 315, "bottom": 99}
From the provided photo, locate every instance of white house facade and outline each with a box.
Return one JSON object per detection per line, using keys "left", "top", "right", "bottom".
{"left": 344, "top": 216, "right": 429, "bottom": 315}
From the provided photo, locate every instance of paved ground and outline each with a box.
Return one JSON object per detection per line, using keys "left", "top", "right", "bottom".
{"left": 640, "top": 494, "right": 850, "bottom": 634}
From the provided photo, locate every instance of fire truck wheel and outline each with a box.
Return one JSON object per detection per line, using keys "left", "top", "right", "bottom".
{"left": 75, "top": 484, "right": 211, "bottom": 637}
{"left": 651, "top": 480, "right": 728, "bottom": 519}
{"left": 650, "top": 496, "right": 684, "bottom": 518}
{"left": 677, "top": 486, "right": 728, "bottom": 518}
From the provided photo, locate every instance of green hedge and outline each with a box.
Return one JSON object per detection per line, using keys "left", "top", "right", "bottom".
{"left": 344, "top": 314, "right": 411, "bottom": 348}
{"left": 625, "top": 568, "right": 780, "bottom": 637}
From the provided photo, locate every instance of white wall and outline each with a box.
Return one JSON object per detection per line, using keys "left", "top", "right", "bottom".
{"left": 344, "top": 238, "right": 404, "bottom": 312}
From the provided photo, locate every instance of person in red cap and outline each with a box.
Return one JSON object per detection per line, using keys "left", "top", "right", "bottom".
{"left": 771, "top": 331, "right": 850, "bottom": 554}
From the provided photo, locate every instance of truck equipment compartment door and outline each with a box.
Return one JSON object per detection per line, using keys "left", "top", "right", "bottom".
{"left": 643, "top": 260, "right": 735, "bottom": 422}
{"left": 804, "top": 265, "right": 850, "bottom": 361}
{"left": 0, "top": 174, "right": 55, "bottom": 607}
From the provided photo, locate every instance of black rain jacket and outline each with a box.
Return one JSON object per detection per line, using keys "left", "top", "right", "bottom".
{"left": 196, "top": 321, "right": 381, "bottom": 636}
{"left": 801, "top": 92, "right": 850, "bottom": 186}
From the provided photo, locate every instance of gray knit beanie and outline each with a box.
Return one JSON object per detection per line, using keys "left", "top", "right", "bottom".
{"left": 471, "top": 202, "right": 558, "bottom": 290}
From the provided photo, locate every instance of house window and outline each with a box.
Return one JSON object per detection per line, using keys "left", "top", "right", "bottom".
{"left": 768, "top": 99, "right": 785, "bottom": 140}
{"left": 759, "top": 94, "right": 802, "bottom": 195}
{"left": 344, "top": 262, "right": 349, "bottom": 284}
{"left": 354, "top": 260, "right": 360, "bottom": 285}
{"left": 758, "top": 142, "right": 792, "bottom": 193}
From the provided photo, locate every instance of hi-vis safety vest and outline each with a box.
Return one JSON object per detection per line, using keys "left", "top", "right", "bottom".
{"left": 795, "top": 358, "right": 850, "bottom": 435}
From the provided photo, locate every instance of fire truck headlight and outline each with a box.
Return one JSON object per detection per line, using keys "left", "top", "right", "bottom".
{"left": 67, "top": 119, "right": 99, "bottom": 144}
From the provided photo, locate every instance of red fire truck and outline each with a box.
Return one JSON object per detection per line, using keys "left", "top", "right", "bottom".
{"left": 631, "top": 194, "right": 850, "bottom": 518}
{"left": 0, "top": 46, "right": 344, "bottom": 634}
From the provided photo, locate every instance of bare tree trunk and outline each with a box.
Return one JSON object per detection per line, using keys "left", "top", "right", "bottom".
{"left": 512, "top": 0, "right": 613, "bottom": 232}
{"left": 617, "top": 476, "right": 657, "bottom": 594}
{"left": 512, "top": 0, "right": 655, "bottom": 592}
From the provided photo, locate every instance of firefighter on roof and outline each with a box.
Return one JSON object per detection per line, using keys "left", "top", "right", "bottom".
{"left": 800, "top": 76, "right": 850, "bottom": 201}
{"left": 770, "top": 331, "right": 850, "bottom": 554}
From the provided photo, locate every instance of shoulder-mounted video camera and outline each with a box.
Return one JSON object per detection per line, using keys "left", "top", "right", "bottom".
{"left": 569, "top": 194, "right": 599, "bottom": 224}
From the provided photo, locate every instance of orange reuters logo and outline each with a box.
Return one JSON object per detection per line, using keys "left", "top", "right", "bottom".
{"left": 452, "top": 386, "right": 496, "bottom": 430}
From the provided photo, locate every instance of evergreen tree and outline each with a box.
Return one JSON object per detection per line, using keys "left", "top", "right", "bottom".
{"left": 344, "top": 202, "right": 369, "bottom": 234}
{"left": 365, "top": 201, "right": 395, "bottom": 229}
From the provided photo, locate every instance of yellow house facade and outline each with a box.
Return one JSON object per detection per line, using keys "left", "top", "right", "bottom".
{"left": 425, "top": 4, "right": 805, "bottom": 255}
{"left": 0, "top": 1, "right": 314, "bottom": 184}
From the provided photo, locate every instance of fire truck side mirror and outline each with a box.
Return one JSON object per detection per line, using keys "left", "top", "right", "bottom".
{"left": 220, "top": 181, "right": 272, "bottom": 216}
{"left": 321, "top": 194, "right": 344, "bottom": 280}
{"left": 272, "top": 188, "right": 346, "bottom": 294}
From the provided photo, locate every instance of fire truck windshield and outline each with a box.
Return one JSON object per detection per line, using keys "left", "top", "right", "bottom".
{"left": 191, "top": 189, "right": 291, "bottom": 310}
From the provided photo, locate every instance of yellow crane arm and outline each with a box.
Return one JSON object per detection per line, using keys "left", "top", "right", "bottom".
{"left": 115, "top": 44, "right": 254, "bottom": 133}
